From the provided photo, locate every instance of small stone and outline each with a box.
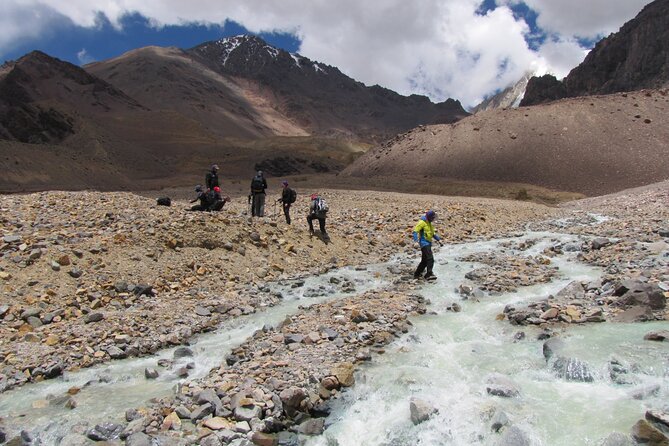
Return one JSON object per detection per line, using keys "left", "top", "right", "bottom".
{"left": 173, "top": 347, "right": 193, "bottom": 359}
{"left": 84, "top": 312, "right": 104, "bottom": 324}
{"left": 540, "top": 308, "right": 559, "bottom": 319}
{"left": 410, "top": 398, "right": 437, "bottom": 425}
{"left": 68, "top": 268, "right": 83, "bottom": 278}
{"left": 57, "top": 255, "right": 71, "bottom": 266}
{"left": 145, "top": 368, "right": 159, "bottom": 379}
{"left": 331, "top": 362, "right": 355, "bottom": 387}
{"left": 106, "top": 346, "right": 127, "bottom": 359}
{"left": 644, "top": 330, "right": 669, "bottom": 342}
{"left": 203, "top": 417, "right": 233, "bottom": 430}
{"left": 195, "top": 306, "right": 211, "bottom": 317}
{"left": 251, "top": 432, "right": 277, "bottom": 446}
{"left": 161, "top": 411, "right": 181, "bottom": 431}
{"left": 0, "top": 272, "right": 11, "bottom": 280}
{"left": 297, "top": 418, "right": 325, "bottom": 435}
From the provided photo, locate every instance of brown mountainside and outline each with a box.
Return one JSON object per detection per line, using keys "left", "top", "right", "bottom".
{"left": 522, "top": 0, "right": 669, "bottom": 106}
{"left": 187, "top": 36, "right": 468, "bottom": 142}
{"left": 343, "top": 90, "right": 669, "bottom": 196}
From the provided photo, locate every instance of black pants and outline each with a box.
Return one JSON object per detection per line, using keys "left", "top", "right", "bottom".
{"left": 414, "top": 245, "right": 434, "bottom": 278}
{"left": 283, "top": 203, "right": 292, "bottom": 224}
{"left": 208, "top": 200, "right": 225, "bottom": 211}
{"left": 307, "top": 215, "right": 326, "bottom": 235}
{"left": 252, "top": 193, "right": 265, "bottom": 217}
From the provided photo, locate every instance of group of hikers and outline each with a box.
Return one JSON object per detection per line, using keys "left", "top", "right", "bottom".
{"left": 190, "top": 164, "right": 330, "bottom": 239}
{"left": 189, "top": 164, "right": 442, "bottom": 279}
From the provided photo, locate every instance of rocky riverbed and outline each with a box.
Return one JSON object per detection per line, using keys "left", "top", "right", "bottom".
{"left": 1, "top": 182, "right": 668, "bottom": 445}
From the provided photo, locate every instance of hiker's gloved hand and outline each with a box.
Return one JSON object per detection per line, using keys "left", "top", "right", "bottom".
{"left": 413, "top": 242, "right": 420, "bottom": 250}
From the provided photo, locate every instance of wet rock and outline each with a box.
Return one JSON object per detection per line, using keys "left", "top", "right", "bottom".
{"left": 144, "top": 367, "right": 159, "bottom": 379}
{"left": 552, "top": 357, "right": 594, "bottom": 382}
{"left": 601, "top": 432, "right": 633, "bottom": 446}
{"left": 495, "top": 426, "right": 531, "bottom": 446}
{"left": 540, "top": 307, "right": 559, "bottom": 319}
{"left": 409, "top": 398, "right": 437, "bottom": 425}
{"left": 297, "top": 418, "right": 325, "bottom": 435}
{"left": 161, "top": 411, "right": 181, "bottom": 431}
{"left": 491, "top": 410, "right": 510, "bottom": 432}
{"left": 173, "top": 347, "right": 194, "bottom": 359}
{"left": 629, "top": 384, "right": 660, "bottom": 400}
{"left": 86, "top": 423, "right": 123, "bottom": 441}
{"left": 447, "top": 302, "right": 462, "bottom": 312}
{"left": 647, "top": 410, "right": 669, "bottom": 430}
{"left": 644, "top": 330, "right": 669, "bottom": 341}
{"left": 486, "top": 373, "right": 520, "bottom": 397}
{"left": 84, "top": 312, "right": 104, "bottom": 323}
{"left": 542, "top": 338, "right": 565, "bottom": 361}
{"left": 632, "top": 419, "right": 669, "bottom": 445}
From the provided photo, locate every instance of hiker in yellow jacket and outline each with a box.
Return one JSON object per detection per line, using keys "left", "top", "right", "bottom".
{"left": 412, "top": 210, "right": 442, "bottom": 280}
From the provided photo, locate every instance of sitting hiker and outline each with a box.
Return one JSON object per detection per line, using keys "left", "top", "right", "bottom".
{"left": 307, "top": 193, "right": 329, "bottom": 239}
{"left": 207, "top": 186, "right": 227, "bottom": 211}
{"left": 189, "top": 185, "right": 210, "bottom": 211}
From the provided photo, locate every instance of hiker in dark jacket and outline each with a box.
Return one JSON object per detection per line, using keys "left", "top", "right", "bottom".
{"left": 412, "top": 210, "right": 442, "bottom": 280}
{"left": 250, "top": 170, "right": 268, "bottom": 217}
{"left": 277, "top": 180, "right": 296, "bottom": 224}
{"left": 307, "top": 193, "right": 328, "bottom": 238}
{"left": 189, "top": 185, "right": 210, "bottom": 211}
{"left": 205, "top": 164, "right": 220, "bottom": 191}
{"left": 207, "top": 186, "right": 227, "bottom": 211}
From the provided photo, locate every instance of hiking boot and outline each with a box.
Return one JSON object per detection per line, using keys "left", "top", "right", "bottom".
{"left": 413, "top": 274, "right": 422, "bottom": 280}
{"left": 424, "top": 273, "right": 437, "bottom": 281}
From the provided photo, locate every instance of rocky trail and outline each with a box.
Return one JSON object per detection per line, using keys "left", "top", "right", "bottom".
{"left": 0, "top": 183, "right": 667, "bottom": 445}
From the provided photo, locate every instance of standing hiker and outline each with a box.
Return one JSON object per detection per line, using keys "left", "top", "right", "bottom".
{"left": 277, "top": 180, "right": 297, "bottom": 224}
{"left": 205, "top": 164, "right": 220, "bottom": 191}
{"left": 250, "top": 170, "right": 267, "bottom": 217}
{"left": 189, "top": 185, "right": 210, "bottom": 211}
{"left": 412, "top": 210, "right": 442, "bottom": 280}
{"left": 307, "top": 193, "right": 329, "bottom": 239}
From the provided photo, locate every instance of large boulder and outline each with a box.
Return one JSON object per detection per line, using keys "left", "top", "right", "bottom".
{"left": 495, "top": 426, "right": 531, "bottom": 446}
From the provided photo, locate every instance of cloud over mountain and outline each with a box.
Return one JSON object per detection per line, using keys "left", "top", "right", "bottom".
{"left": 0, "top": 0, "right": 654, "bottom": 107}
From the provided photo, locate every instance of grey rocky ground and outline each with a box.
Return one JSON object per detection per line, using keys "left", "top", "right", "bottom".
{"left": 1, "top": 183, "right": 667, "bottom": 445}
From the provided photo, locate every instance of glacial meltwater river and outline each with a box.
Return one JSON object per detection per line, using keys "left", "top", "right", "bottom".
{"left": 1, "top": 231, "right": 667, "bottom": 445}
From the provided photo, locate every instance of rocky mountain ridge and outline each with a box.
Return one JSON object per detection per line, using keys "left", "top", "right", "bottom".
{"left": 521, "top": 0, "right": 669, "bottom": 106}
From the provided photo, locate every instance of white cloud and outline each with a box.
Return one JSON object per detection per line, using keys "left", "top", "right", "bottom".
{"left": 77, "top": 48, "right": 95, "bottom": 64}
{"left": 0, "top": 0, "right": 653, "bottom": 107}
{"left": 498, "top": 0, "right": 653, "bottom": 39}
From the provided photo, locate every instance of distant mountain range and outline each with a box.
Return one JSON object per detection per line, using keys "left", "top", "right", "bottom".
{"left": 0, "top": 35, "right": 468, "bottom": 192}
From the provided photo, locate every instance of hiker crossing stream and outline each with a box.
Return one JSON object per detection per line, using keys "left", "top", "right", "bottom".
{"left": 1, "top": 230, "right": 667, "bottom": 445}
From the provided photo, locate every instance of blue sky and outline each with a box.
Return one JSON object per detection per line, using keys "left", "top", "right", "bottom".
{"left": 0, "top": 1, "right": 652, "bottom": 107}
{"left": 2, "top": 14, "right": 300, "bottom": 66}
